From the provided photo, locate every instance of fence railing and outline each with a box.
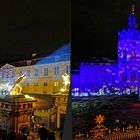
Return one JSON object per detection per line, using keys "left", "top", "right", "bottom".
{"left": 105, "top": 130, "right": 140, "bottom": 140}
{"left": 73, "top": 130, "right": 140, "bottom": 140}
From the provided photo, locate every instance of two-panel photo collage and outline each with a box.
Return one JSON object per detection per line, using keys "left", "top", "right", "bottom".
{"left": 0, "top": 0, "right": 140, "bottom": 140}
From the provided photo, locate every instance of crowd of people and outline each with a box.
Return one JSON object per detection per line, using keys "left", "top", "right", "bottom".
{"left": 0, "top": 123, "right": 63, "bottom": 140}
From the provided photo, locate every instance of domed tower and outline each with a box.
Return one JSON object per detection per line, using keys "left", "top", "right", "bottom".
{"left": 118, "top": 5, "right": 140, "bottom": 89}
{"left": 118, "top": 5, "right": 140, "bottom": 65}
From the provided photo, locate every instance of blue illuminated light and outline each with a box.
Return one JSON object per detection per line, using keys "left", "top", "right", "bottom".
{"left": 72, "top": 9, "right": 140, "bottom": 97}
{"left": 36, "top": 44, "right": 70, "bottom": 65}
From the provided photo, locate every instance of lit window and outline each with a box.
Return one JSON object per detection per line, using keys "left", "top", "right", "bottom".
{"left": 44, "top": 68, "right": 48, "bottom": 76}
{"left": 54, "top": 82, "right": 58, "bottom": 86}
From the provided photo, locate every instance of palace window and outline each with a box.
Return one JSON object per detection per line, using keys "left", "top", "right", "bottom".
{"left": 66, "top": 65, "right": 70, "bottom": 74}
{"left": 44, "top": 68, "right": 48, "bottom": 76}
{"left": 26, "top": 70, "right": 30, "bottom": 77}
{"left": 54, "top": 82, "right": 58, "bottom": 87}
{"left": 54, "top": 66, "right": 59, "bottom": 75}
{"left": 12, "top": 71, "right": 15, "bottom": 78}
{"left": 44, "top": 82, "right": 48, "bottom": 86}
{"left": 131, "top": 72, "right": 135, "bottom": 82}
{"left": 34, "top": 69, "right": 38, "bottom": 77}
{"left": 122, "top": 73, "right": 127, "bottom": 82}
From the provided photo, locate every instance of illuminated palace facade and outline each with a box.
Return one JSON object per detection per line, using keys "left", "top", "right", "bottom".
{"left": 72, "top": 10, "right": 140, "bottom": 94}
{"left": 0, "top": 44, "right": 70, "bottom": 94}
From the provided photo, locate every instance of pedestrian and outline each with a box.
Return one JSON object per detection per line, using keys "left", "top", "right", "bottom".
{"left": 38, "top": 123, "right": 49, "bottom": 140}
{"left": 8, "top": 128, "right": 16, "bottom": 140}
{"left": 48, "top": 130, "right": 55, "bottom": 140}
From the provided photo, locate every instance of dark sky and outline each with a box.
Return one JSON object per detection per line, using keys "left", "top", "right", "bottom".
{"left": 0, "top": 0, "right": 70, "bottom": 64}
{"left": 72, "top": 0, "right": 140, "bottom": 66}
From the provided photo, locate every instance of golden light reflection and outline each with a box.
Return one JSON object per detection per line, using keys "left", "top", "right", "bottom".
{"left": 24, "top": 94, "right": 35, "bottom": 100}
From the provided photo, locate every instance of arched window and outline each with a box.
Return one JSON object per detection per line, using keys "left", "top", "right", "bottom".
{"left": 131, "top": 72, "right": 135, "bottom": 82}
{"left": 122, "top": 73, "right": 127, "bottom": 82}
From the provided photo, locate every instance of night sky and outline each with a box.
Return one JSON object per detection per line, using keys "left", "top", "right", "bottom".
{"left": 0, "top": 0, "right": 70, "bottom": 64}
{"left": 72, "top": 0, "right": 140, "bottom": 66}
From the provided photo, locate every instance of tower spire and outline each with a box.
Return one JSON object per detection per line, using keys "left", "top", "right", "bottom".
{"left": 127, "top": 4, "right": 137, "bottom": 28}
{"left": 132, "top": 4, "right": 135, "bottom": 14}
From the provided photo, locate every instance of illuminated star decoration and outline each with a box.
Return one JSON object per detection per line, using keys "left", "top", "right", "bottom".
{"left": 60, "top": 73, "right": 70, "bottom": 92}
{"left": 62, "top": 73, "right": 70, "bottom": 86}
{"left": 95, "top": 114, "right": 105, "bottom": 125}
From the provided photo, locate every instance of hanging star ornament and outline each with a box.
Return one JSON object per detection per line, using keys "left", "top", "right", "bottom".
{"left": 95, "top": 114, "right": 105, "bottom": 124}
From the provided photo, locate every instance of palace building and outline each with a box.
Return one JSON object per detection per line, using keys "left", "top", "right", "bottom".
{"left": 0, "top": 44, "right": 70, "bottom": 95}
{"left": 72, "top": 7, "right": 140, "bottom": 94}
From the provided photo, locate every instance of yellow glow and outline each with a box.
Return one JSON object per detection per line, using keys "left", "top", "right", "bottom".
{"left": 60, "top": 88, "right": 65, "bottom": 92}
{"left": 60, "top": 73, "right": 70, "bottom": 92}
{"left": 62, "top": 73, "right": 70, "bottom": 86}
{"left": 132, "top": 4, "right": 135, "bottom": 14}
{"left": 95, "top": 114, "right": 105, "bottom": 124}
{"left": 24, "top": 94, "right": 35, "bottom": 100}
{"left": 9, "top": 74, "right": 26, "bottom": 95}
